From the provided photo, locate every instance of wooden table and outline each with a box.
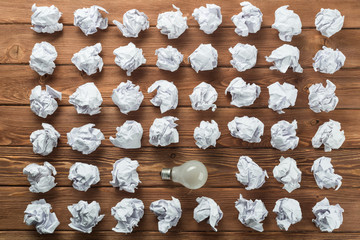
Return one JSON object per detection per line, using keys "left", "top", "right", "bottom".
{"left": 0, "top": 0, "right": 360, "bottom": 239}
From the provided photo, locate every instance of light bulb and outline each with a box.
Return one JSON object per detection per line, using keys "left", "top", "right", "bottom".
{"left": 161, "top": 160, "right": 208, "bottom": 189}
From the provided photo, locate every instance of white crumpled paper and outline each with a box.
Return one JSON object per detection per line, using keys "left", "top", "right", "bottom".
{"left": 150, "top": 197, "right": 182, "bottom": 234}
{"left": 271, "top": 120, "right": 299, "bottom": 151}
{"left": 110, "top": 120, "right": 143, "bottom": 149}
{"left": 236, "top": 156, "right": 268, "bottom": 190}
{"left": 313, "top": 46, "right": 346, "bottom": 74}
{"left": 69, "top": 82, "right": 103, "bottom": 115}
{"left": 315, "top": 9, "right": 344, "bottom": 38}
{"left": 111, "top": 198, "right": 144, "bottom": 233}
{"left": 157, "top": 5, "right": 188, "bottom": 39}
{"left": 148, "top": 80, "right": 178, "bottom": 113}
{"left": 312, "top": 119, "right": 345, "bottom": 152}
{"left": 24, "top": 199, "right": 60, "bottom": 234}
{"left": 235, "top": 194, "right": 268, "bottom": 232}
{"left": 112, "top": 80, "right": 143, "bottom": 114}
{"left": 110, "top": 158, "right": 141, "bottom": 193}
{"left": 155, "top": 46, "right": 183, "bottom": 72}
{"left": 189, "top": 82, "right": 218, "bottom": 111}
{"left": 74, "top": 5, "right": 108, "bottom": 36}
{"left": 273, "top": 156, "right": 302, "bottom": 193}
{"left": 23, "top": 162, "right": 57, "bottom": 193}
{"left": 67, "top": 123, "right": 104, "bottom": 155}
{"left": 30, "top": 123, "right": 60, "bottom": 156}
{"left": 149, "top": 116, "right": 179, "bottom": 146}
{"left": 228, "top": 116, "right": 264, "bottom": 143}
{"left": 268, "top": 82, "right": 298, "bottom": 114}
{"left": 30, "top": 85, "right": 62, "bottom": 118}
{"left": 194, "top": 120, "right": 221, "bottom": 149}
{"left": 232, "top": 2, "right": 263, "bottom": 37}
{"left": 68, "top": 200, "right": 104, "bottom": 233}
{"left": 229, "top": 43, "right": 257, "bottom": 72}
{"left": 68, "top": 162, "right": 100, "bottom": 192}
{"left": 192, "top": 4, "right": 222, "bottom": 34}
{"left": 71, "top": 43, "right": 103, "bottom": 75}
{"left": 312, "top": 198, "right": 344, "bottom": 232}
{"left": 266, "top": 44, "right": 303, "bottom": 73}
{"left": 225, "top": 77, "right": 261, "bottom": 108}
{"left": 113, "top": 42, "right": 146, "bottom": 76}
{"left": 29, "top": 42, "right": 57, "bottom": 76}
{"left": 311, "top": 156, "right": 342, "bottom": 190}
{"left": 272, "top": 5, "right": 302, "bottom": 42}
{"left": 309, "top": 80, "right": 338, "bottom": 113}
{"left": 31, "top": 4, "right": 63, "bottom": 33}
{"left": 273, "top": 198, "right": 302, "bottom": 231}
{"left": 193, "top": 197, "right": 223, "bottom": 231}
{"left": 189, "top": 44, "right": 218, "bottom": 73}
{"left": 113, "top": 9, "right": 149, "bottom": 38}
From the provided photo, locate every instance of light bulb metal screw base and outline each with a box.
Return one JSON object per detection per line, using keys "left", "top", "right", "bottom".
{"left": 161, "top": 168, "right": 172, "bottom": 180}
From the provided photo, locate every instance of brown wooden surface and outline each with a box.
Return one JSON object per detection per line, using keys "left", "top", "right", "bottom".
{"left": 0, "top": 0, "right": 360, "bottom": 239}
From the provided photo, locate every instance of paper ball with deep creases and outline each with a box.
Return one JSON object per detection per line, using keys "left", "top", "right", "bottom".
{"left": 268, "top": 82, "right": 298, "bottom": 114}
{"left": 113, "top": 9, "right": 149, "bottom": 38}
{"left": 113, "top": 42, "right": 146, "bottom": 76}
{"left": 313, "top": 46, "right": 346, "bottom": 74}
{"left": 273, "top": 156, "right": 302, "bottom": 193}
{"left": 271, "top": 120, "right": 299, "bottom": 151}
{"left": 192, "top": 4, "right": 222, "bottom": 34}
{"left": 189, "top": 44, "right": 218, "bottom": 73}
{"left": 312, "top": 119, "right": 345, "bottom": 152}
{"left": 112, "top": 80, "right": 144, "bottom": 114}
{"left": 273, "top": 198, "right": 302, "bottom": 231}
{"left": 236, "top": 156, "right": 268, "bottom": 190}
{"left": 311, "top": 156, "right": 342, "bottom": 190}
{"left": 194, "top": 120, "right": 221, "bottom": 149}
{"left": 67, "top": 123, "right": 104, "bottom": 155}
{"left": 68, "top": 200, "right": 104, "bottom": 233}
{"left": 266, "top": 44, "right": 303, "bottom": 73}
{"left": 225, "top": 77, "right": 260, "bottom": 108}
{"left": 111, "top": 198, "right": 144, "bottom": 233}
{"left": 272, "top": 5, "right": 302, "bottom": 42}
{"left": 308, "top": 80, "right": 338, "bottom": 113}
{"left": 155, "top": 46, "right": 183, "bottom": 72}
{"left": 193, "top": 197, "right": 223, "bottom": 232}
{"left": 31, "top": 4, "right": 63, "bottom": 33}
{"left": 71, "top": 43, "right": 103, "bottom": 76}
{"left": 189, "top": 82, "right": 218, "bottom": 112}
{"left": 23, "top": 162, "right": 57, "bottom": 193}
{"left": 312, "top": 198, "right": 344, "bottom": 232}
{"left": 150, "top": 197, "right": 182, "bottom": 233}
{"left": 232, "top": 2, "right": 263, "bottom": 37}
{"left": 29, "top": 42, "right": 57, "bottom": 76}
{"left": 74, "top": 5, "right": 108, "bottom": 36}
{"left": 110, "top": 120, "right": 143, "bottom": 149}
{"left": 30, "top": 123, "right": 60, "bottom": 156}
{"left": 229, "top": 43, "right": 257, "bottom": 72}
{"left": 110, "top": 158, "right": 141, "bottom": 193}
{"left": 149, "top": 116, "right": 179, "bottom": 147}
{"left": 69, "top": 82, "right": 103, "bottom": 116}
{"left": 228, "top": 116, "right": 264, "bottom": 143}
{"left": 148, "top": 80, "right": 178, "bottom": 113}
{"left": 315, "top": 8, "right": 344, "bottom": 38}
{"left": 157, "top": 5, "right": 188, "bottom": 39}
{"left": 30, "top": 85, "right": 62, "bottom": 118}
{"left": 68, "top": 162, "right": 100, "bottom": 192}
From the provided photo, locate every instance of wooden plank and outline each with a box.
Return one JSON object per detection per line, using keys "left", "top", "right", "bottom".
{"left": 1, "top": 0, "right": 359, "bottom": 28}
{"left": 0, "top": 106, "right": 358, "bottom": 149}
{"left": 1, "top": 66, "right": 360, "bottom": 109}
{"left": 1, "top": 26, "right": 359, "bottom": 68}
{"left": 1, "top": 147, "right": 359, "bottom": 188}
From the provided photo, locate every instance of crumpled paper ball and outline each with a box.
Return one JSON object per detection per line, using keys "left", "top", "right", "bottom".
{"left": 112, "top": 80, "right": 144, "bottom": 114}
{"left": 236, "top": 156, "right": 268, "bottom": 190}
{"left": 29, "top": 41, "right": 57, "bottom": 76}
{"left": 266, "top": 44, "right": 303, "bottom": 73}
{"left": 273, "top": 198, "right": 302, "bottom": 231}
{"left": 313, "top": 46, "right": 346, "bottom": 74}
{"left": 74, "top": 5, "right": 108, "bottom": 36}
{"left": 110, "top": 158, "right": 141, "bottom": 193}
{"left": 155, "top": 46, "right": 183, "bottom": 72}
{"left": 71, "top": 43, "right": 103, "bottom": 75}
{"left": 189, "top": 44, "right": 218, "bottom": 73}
{"left": 193, "top": 197, "right": 223, "bottom": 231}
{"left": 271, "top": 120, "right": 299, "bottom": 151}
{"left": 312, "top": 119, "right": 345, "bottom": 152}
{"left": 113, "top": 9, "right": 149, "bottom": 38}
{"left": 157, "top": 5, "right": 188, "bottom": 39}
{"left": 110, "top": 120, "right": 143, "bottom": 149}
{"left": 111, "top": 198, "right": 144, "bottom": 233}
{"left": 192, "top": 4, "right": 222, "bottom": 34}
{"left": 228, "top": 116, "right": 264, "bottom": 143}
{"left": 193, "top": 120, "right": 221, "bottom": 149}
{"left": 149, "top": 116, "right": 179, "bottom": 147}
{"left": 69, "top": 82, "right": 103, "bottom": 115}
{"left": 268, "top": 82, "right": 298, "bottom": 114}
{"left": 315, "top": 8, "right": 344, "bottom": 38}
{"left": 229, "top": 43, "right": 257, "bottom": 72}
{"left": 150, "top": 197, "right": 182, "bottom": 233}
{"left": 148, "top": 80, "right": 178, "bottom": 113}
{"left": 23, "top": 161, "right": 57, "bottom": 193}
{"left": 311, "top": 156, "right": 342, "bottom": 190}
{"left": 308, "top": 80, "right": 338, "bottom": 113}
{"left": 189, "top": 82, "right": 218, "bottom": 112}
{"left": 30, "top": 123, "right": 60, "bottom": 156}
{"left": 231, "top": 1, "right": 263, "bottom": 37}
{"left": 30, "top": 85, "right": 62, "bottom": 118}
{"left": 68, "top": 162, "right": 100, "bottom": 192}
{"left": 31, "top": 4, "right": 63, "bottom": 33}
{"left": 225, "top": 77, "right": 260, "bottom": 107}
{"left": 312, "top": 198, "right": 344, "bottom": 232}
{"left": 272, "top": 5, "right": 302, "bottom": 42}
{"left": 273, "top": 156, "right": 302, "bottom": 193}
{"left": 113, "top": 42, "right": 146, "bottom": 76}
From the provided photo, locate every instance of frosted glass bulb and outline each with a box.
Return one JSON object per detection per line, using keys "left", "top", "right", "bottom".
{"left": 161, "top": 160, "right": 208, "bottom": 189}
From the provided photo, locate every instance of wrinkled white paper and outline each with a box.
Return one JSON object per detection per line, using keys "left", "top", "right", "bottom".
{"left": 273, "top": 198, "right": 302, "bottom": 231}
{"left": 189, "top": 82, "right": 218, "bottom": 111}
{"left": 30, "top": 85, "right": 62, "bottom": 118}
{"left": 312, "top": 119, "right": 345, "bottom": 152}
{"left": 113, "top": 42, "right": 146, "bottom": 76}
{"left": 228, "top": 116, "right": 264, "bottom": 143}
{"left": 232, "top": 2, "right": 263, "bottom": 37}
{"left": 315, "top": 9, "right": 344, "bottom": 38}
{"left": 189, "top": 44, "right": 218, "bottom": 73}
{"left": 110, "top": 120, "right": 143, "bottom": 149}
{"left": 110, "top": 158, "right": 141, "bottom": 193}
{"left": 67, "top": 123, "right": 104, "bottom": 155}
{"left": 150, "top": 197, "right": 182, "bottom": 234}
{"left": 71, "top": 43, "right": 103, "bottom": 75}
{"left": 311, "top": 156, "right": 342, "bottom": 190}
{"left": 113, "top": 9, "right": 149, "bottom": 38}
{"left": 29, "top": 42, "right": 57, "bottom": 76}
{"left": 111, "top": 198, "right": 144, "bottom": 233}
{"left": 272, "top": 6, "right": 302, "bottom": 42}
{"left": 194, "top": 120, "right": 221, "bottom": 149}
{"left": 74, "top": 5, "right": 108, "bottom": 36}
{"left": 194, "top": 197, "right": 223, "bottom": 231}
{"left": 23, "top": 162, "right": 57, "bottom": 193}
{"left": 148, "top": 80, "right": 178, "bottom": 113}
{"left": 112, "top": 80, "right": 143, "bottom": 114}
{"left": 157, "top": 5, "right": 188, "bottom": 39}
{"left": 225, "top": 77, "right": 260, "bottom": 108}
{"left": 229, "top": 43, "right": 257, "bottom": 72}
{"left": 149, "top": 116, "right": 179, "bottom": 146}
{"left": 192, "top": 4, "right": 222, "bottom": 34}
{"left": 273, "top": 156, "right": 302, "bottom": 193}
{"left": 69, "top": 82, "right": 103, "bottom": 115}
{"left": 236, "top": 156, "right": 268, "bottom": 190}
{"left": 30, "top": 123, "right": 60, "bottom": 156}
{"left": 31, "top": 4, "right": 63, "bottom": 33}
{"left": 68, "top": 162, "right": 100, "bottom": 191}
{"left": 266, "top": 44, "right": 303, "bottom": 73}
{"left": 271, "top": 120, "right": 299, "bottom": 151}
{"left": 24, "top": 199, "right": 60, "bottom": 234}
{"left": 313, "top": 46, "right": 346, "bottom": 74}
{"left": 268, "top": 82, "right": 298, "bottom": 114}
{"left": 68, "top": 200, "right": 104, "bottom": 233}
{"left": 155, "top": 46, "right": 183, "bottom": 72}
{"left": 235, "top": 194, "right": 268, "bottom": 232}
{"left": 312, "top": 198, "right": 344, "bottom": 232}
{"left": 309, "top": 80, "right": 338, "bottom": 113}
